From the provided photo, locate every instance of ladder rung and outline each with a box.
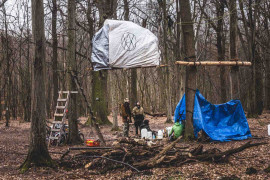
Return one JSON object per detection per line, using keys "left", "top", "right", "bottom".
{"left": 51, "top": 129, "right": 60, "bottom": 132}
{"left": 55, "top": 113, "right": 64, "bottom": 117}
{"left": 59, "top": 91, "right": 78, "bottom": 94}
{"left": 49, "top": 137, "right": 59, "bottom": 140}
{"left": 56, "top": 106, "right": 66, "bottom": 109}
{"left": 52, "top": 121, "right": 63, "bottom": 124}
{"left": 57, "top": 99, "right": 67, "bottom": 102}
{"left": 59, "top": 91, "right": 70, "bottom": 93}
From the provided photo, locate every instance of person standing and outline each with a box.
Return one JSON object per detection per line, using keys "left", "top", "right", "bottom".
{"left": 132, "top": 102, "right": 144, "bottom": 135}
{"left": 120, "top": 98, "right": 131, "bottom": 137}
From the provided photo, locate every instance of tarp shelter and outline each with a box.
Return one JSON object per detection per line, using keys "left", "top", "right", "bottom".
{"left": 174, "top": 90, "right": 252, "bottom": 142}
{"left": 91, "top": 20, "right": 160, "bottom": 71}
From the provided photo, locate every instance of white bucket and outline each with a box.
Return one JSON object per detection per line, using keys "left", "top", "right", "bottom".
{"left": 157, "top": 130, "right": 163, "bottom": 139}
{"left": 141, "top": 128, "right": 148, "bottom": 139}
{"left": 147, "top": 131, "right": 152, "bottom": 139}
{"left": 268, "top": 124, "right": 270, "bottom": 136}
{"left": 166, "top": 127, "right": 172, "bottom": 137}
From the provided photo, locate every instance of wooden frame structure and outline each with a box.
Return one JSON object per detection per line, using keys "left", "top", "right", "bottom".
{"left": 175, "top": 61, "right": 252, "bottom": 66}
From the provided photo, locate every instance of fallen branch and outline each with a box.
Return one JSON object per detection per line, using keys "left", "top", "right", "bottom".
{"left": 84, "top": 149, "right": 124, "bottom": 169}
{"left": 144, "top": 112, "right": 166, "bottom": 117}
{"left": 134, "top": 136, "right": 183, "bottom": 169}
{"left": 191, "top": 141, "right": 267, "bottom": 162}
{"left": 77, "top": 155, "right": 141, "bottom": 172}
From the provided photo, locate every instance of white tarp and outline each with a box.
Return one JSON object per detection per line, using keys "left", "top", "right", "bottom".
{"left": 91, "top": 20, "right": 160, "bottom": 71}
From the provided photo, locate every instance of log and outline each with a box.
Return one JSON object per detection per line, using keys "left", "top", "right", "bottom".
{"left": 84, "top": 149, "right": 124, "bottom": 169}
{"left": 134, "top": 136, "right": 183, "bottom": 169}
{"left": 78, "top": 155, "right": 140, "bottom": 172}
{"left": 144, "top": 112, "right": 166, "bottom": 117}
{"left": 69, "top": 147, "right": 112, "bottom": 150}
{"left": 192, "top": 141, "right": 267, "bottom": 162}
{"left": 175, "top": 61, "right": 252, "bottom": 66}
{"left": 119, "top": 138, "right": 148, "bottom": 147}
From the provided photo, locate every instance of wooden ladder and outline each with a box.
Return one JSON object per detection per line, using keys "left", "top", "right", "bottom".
{"left": 48, "top": 91, "right": 77, "bottom": 146}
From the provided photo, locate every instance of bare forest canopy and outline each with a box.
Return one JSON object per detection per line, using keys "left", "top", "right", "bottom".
{"left": 0, "top": 0, "right": 270, "bottom": 124}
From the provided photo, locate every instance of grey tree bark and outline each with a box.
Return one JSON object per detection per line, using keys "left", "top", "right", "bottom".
{"left": 20, "top": 0, "right": 53, "bottom": 172}
{"left": 229, "top": 0, "right": 240, "bottom": 100}
{"left": 52, "top": 0, "right": 58, "bottom": 118}
{"left": 67, "top": 0, "right": 81, "bottom": 144}
{"left": 179, "top": 0, "right": 197, "bottom": 140}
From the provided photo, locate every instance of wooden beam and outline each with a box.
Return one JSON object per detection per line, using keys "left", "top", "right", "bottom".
{"left": 175, "top": 61, "right": 251, "bottom": 66}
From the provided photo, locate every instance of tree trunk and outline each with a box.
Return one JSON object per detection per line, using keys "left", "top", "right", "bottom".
{"left": 52, "top": 0, "right": 58, "bottom": 117}
{"left": 160, "top": 0, "right": 172, "bottom": 123}
{"left": 229, "top": 0, "right": 240, "bottom": 100}
{"left": 111, "top": 72, "right": 118, "bottom": 130}
{"left": 266, "top": 56, "right": 270, "bottom": 110}
{"left": 67, "top": 0, "right": 81, "bottom": 144}
{"left": 254, "top": 50, "right": 263, "bottom": 115}
{"left": 123, "top": 0, "right": 137, "bottom": 108}
{"left": 92, "top": 71, "right": 111, "bottom": 124}
{"left": 3, "top": 4, "right": 11, "bottom": 126}
{"left": 216, "top": 1, "right": 227, "bottom": 103}
{"left": 20, "top": 0, "right": 53, "bottom": 173}
{"left": 92, "top": 0, "right": 117, "bottom": 125}
{"left": 179, "top": 0, "right": 197, "bottom": 140}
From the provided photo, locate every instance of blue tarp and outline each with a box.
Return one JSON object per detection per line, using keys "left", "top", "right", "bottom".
{"left": 174, "top": 90, "right": 252, "bottom": 142}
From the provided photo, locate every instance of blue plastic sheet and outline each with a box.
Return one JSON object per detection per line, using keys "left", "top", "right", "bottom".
{"left": 174, "top": 90, "right": 252, "bottom": 142}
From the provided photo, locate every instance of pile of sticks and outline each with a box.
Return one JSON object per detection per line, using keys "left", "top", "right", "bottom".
{"left": 61, "top": 137, "right": 266, "bottom": 172}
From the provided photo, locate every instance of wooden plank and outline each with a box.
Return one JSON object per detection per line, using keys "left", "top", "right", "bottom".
{"left": 175, "top": 61, "right": 252, "bottom": 66}
{"left": 57, "top": 99, "right": 67, "bottom": 102}
{"left": 52, "top": 121, "right": 63, "bottom": 124}
{"left": 58, "top": 91, "right": 78, "bottom": 94}
{"left": 49, "top": 137, "right": 59, "bottom": 140}
{"left": 54, "top": 113, "right": 64, "bottom": 116}
{"left": 70, "top": 91, "right": 78, "bottom": 93}
{"left": 56, "top": 106, "right": 65, "bottom": 109}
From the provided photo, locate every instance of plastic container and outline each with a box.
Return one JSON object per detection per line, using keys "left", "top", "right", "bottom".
{"left": 141, "top": 128, "right": 148, "bottom": 139}
{"left": 268, "top": 124, "right": 270, "bottom": 136}
{"left": 166, "top": 127, "right": 172, "bottom": 137}
{"left": 147, "top": 131, "right": 152, "bottom": 139}
{"left": 157, "top": 130, "right": 163, "bottom": 139}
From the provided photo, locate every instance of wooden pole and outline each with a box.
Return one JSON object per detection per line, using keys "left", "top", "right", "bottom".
{"left": 175, "top": 61, "right": 251, "bottom": 66}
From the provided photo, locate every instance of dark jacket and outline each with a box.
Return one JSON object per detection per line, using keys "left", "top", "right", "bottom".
{"left": 121, "top": 102, "right": 131, "bottom": 123}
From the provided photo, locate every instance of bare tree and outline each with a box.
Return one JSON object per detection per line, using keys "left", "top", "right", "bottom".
{"left": 179, "top": 0, "right": 197, "bottom": 140}
{"left": 20, "top": 0, "right": 52, "bottom": 172}
{"left": 229, "top": 0, "right": 240, "bottom": 100}
{"left": 52, "top": 0, "right": 58, "bottom": 117}
{"left": 67, "top": 0, "right": 81, "bottom": 144}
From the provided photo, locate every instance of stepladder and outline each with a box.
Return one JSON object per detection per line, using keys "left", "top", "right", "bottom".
{"left": 48, "top": 91, "right": 78, "bottom": 146}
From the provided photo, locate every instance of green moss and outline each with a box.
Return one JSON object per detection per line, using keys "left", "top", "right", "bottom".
{"left": 20, "top": 150, "right": 55, "bottom": 173}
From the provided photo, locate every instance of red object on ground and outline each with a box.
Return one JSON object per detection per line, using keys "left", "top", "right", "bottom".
{"left": 85, "top": 139, "right": 100, "bottom": 147}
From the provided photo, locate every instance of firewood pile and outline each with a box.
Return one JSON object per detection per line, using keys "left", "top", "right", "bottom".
{"left": 60, "top": 137, "right": 267, "bottom": 173}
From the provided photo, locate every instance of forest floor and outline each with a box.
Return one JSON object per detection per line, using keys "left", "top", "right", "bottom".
{"left": 0, "top": 111, "right": 270, "bottom": 180}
